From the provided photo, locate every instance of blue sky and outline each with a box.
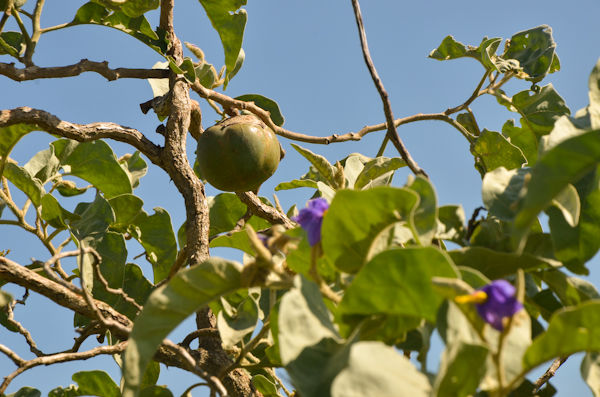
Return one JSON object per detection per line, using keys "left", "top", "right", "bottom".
{"left": 1, "top": 1, "right": 600, "bottom": 395}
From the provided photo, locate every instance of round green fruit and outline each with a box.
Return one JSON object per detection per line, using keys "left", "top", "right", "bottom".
{"left": 195, "top": 114, "right": 282, "bottom": 192}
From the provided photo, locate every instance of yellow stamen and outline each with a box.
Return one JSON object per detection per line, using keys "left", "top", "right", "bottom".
{"left": 455, "top": 290, "right": 487, "bottom": 304}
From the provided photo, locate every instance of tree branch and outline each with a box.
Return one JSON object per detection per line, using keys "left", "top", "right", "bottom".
{"left": 533, "top": 356, "right": 569, "bottom": 393}
{"left": 0, "top": 107, "right": 162, "bottom": 165}
{"left": 350, "top": 0, "right": 427, "bottom": 177}
{"left": 0, "top": 342, "right": 128, "bottom": 394}
{"left": 0, "top": 60, "right": 170, "bottom": 81}
{"left": 236, "top": 192, "right": 295, "bottom": 228}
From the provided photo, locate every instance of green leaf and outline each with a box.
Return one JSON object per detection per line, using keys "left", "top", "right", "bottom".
{"left": 210, "top": 229, "right": 255, "bottom": 256}
{"left": 482, "top": 167, "right": 529, "bottom": 221}
{"left": 235, "top": 94, "right": 285, "bottom": 127}
{"left": 90, "top": 0, "right": 159, "bottom": 17}
{"left": 72, "top": 370, "right": 120, "bottom": 397}
{"left": 506, "top": 85, "right": 570, "bottom": 136}
{"left": 285, "top": 227, "right": 336, "bottom": 281}
{"left": 436, "top": 205, "right": 466, "bottom": 244}
{"left": 108, "top": 194, "right": 144, "bottom": 228}
{"left": 217, "top": 291, "right": 259, "bottom": 349}
{"left": 321, "top": 187, "right": 419, "bottom": 273}
{"left": 208, "top": 193, "right": 246, "bottom": 236}
{"left": 139, "top": 386, "right": 173, "bottom": 397}
{"left": 23, "top": 145, "right": 60, "bottom": 183}
{"left": 119, "top": 151, "right": 147, "bottom": 189}
{"left": 541, "top": 269, "right": 600, "bottom": 307}
{"left": 547, "top": 165, "right": 600, "bottom": 274}
{"left": 252, "top": 374, "right": 278, "bottom": 397}
{"left": 471, "top": 129, "right": 526, "bottom": 173}
{"left": 70, "top": 193, "right": 114, "bottom": 240}
{"left": 513, "top": 129, "right": 600, "bottom": 250}
{"left": 353, "top": 156, "right": 405, "bottom": 190}
{"left": 0, "top": 124, "right": 36, "bottom": 159}
{"left": 406, "top": 176, "right": 438, "bottom": 245}
{"left": 53, "top": 139, "right": 132, "bottom": 199}
{"left": 0, "top": 32, "right": 25, "bottom": 57}
{"left": 113, "top": 263, "right": 153, "bottom": 320}
{"left": 331, "top": 341, "right": 431, "bottom": 397}
{"left": 502, "top": 119, "right": 538, "bottom": 166}
{"left": 41, "top": 194, "right": 79, "bottom": 229}
{"left": 274, "top": 179, "right": 319, "bottom": 191}
{"left": 449, "top": 246, "right": 557, "bottom": 279}
{"left": 523, "top": 301, "right": 600, "bottom": 371}
{"left": 0, "top": 289, "right": 12, "bottom": 309}
{"left": 428, "top": 35, "right": 507, "bottom": 73}
{"left": 291, "top": 143, "right": 337, "bottom": 188}
{"left": 581, "top": 352, "right": 600, "bottom": 397}
{"left": 504, "top": 25, "right": 559, "bottom": 82}
{"left": 71, "top": 2, "right": 168, "bottom": 54}
{"left": 194, "top": 60, "right": 219, "bottom": 89}
{"left": 550, "top": 184, "right": 580, "bottom": 227}
{"left": 5, "top": 387, "right": 41, "bottom": 397}
{"left": 132, "top": 208, "right": 177, "bottom": 283}
{"left": 339, "top": 247, "right": 458, "bottom": 322}
{"left": 122, "top": 258, "right": 242, "bottom": 397}
{"left": 589, "top": 58, "right": 600, "bottom": 130}
{"left": 198, "top": 0, "right": 247, "bottom": 87}
{"left": 4, "top": 162, "right": 45, "bottom": 207}
{"left": 456, "top": 112, "right": 479, "bottom": 137}
{"left": 433, "top": 342, "right": 489, "bottom": 397}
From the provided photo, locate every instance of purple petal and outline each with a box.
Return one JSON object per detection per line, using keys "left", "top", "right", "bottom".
{"left": 292, "top": 198, "right": 329, "bottom": 246}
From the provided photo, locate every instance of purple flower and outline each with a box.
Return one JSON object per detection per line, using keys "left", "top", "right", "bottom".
{"left": 475, "top": 280, "right": 523, "bottom": 331}
{"left": 292, "top": 198, "right": 329, "bottom": 246}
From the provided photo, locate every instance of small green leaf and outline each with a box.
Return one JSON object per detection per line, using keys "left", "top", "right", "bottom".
{"left": 291, "top": 144, "right": 337, "bottom": 188}
{"left": 198, "top": 0, "right": 247, "bottom": 87}
{"left": 274, "top": 179, "right": 319, "bottom": 191}
{"left": 321, "top": 187, "right": 419, "bottom": 273}
{"left": 406, "top": 176, "right": 438, "bottom": 245}
{"left": 339, "top": 247, "right": 458, "bottom": 322}
{"left": 119, "top": 151, "right": 147, "bottom": 189}
{"left": 90, "top": 0, "right": 159, "bottom": 18}
{"left": 353, "top": 156, "right": 405, "bottom": 190}
{"left": 502, "top": 119, "right": 538, "bottom": 166}
{"left": 449, "top": 246, "right": 557, "bottom": 279}
{"left": 217, "top": 293, "right": 259, "bottom": 349}
{"left": 482, "top": 167, "right": 529, "bottom": 222}
{"left": 132, "top": 208, "right": 177, "bottom": 283}
{"left": 506, "top": 85, "right": 570, "bottom": 136}
{"left": 523, "top": 301, "right": 600, "bottom": 371}
{"left": 471, "top": 129, "right": 526, "bottom": 173}
{"left": 41, "top": 194, "right": 79, "bottom": 228}
{"left": 70, "top": 193, "right": 114, "bottom": 240}
{"left": 436, "top": 205, "right": 466, "bottom": 244}
{"left": 122, "top": 258, "right": 242, "bottom": 397}
{"left": 551, "top": 184, "right": 580, "bottom": 227}
{"left": 72, "top": 370, "right": 120, "bottom": 397}
{"left": 208, "top": 193, "right": 247, "bottom": 237}
{"left": 210, "top": 230, "right": 255, "bottom": 256}
{"left": 252, "top": 374, "right": 278, "bottom": 397}
{"left": 108, "top": 194, "right": 144, "bottom": 228}
{"left": 235, "top": 94, "right": 285, "bottom": 127}
{"left": 23, "top": 145, "right": 60, "bottom": 183}
{"left": 504, "top": 25, "right": 559, "bottom": 82}
{"left": 541, "top": 269, "right": 600, "bottom": 307}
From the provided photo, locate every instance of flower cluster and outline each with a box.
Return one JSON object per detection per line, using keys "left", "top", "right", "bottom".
{"left": 456, "top": 279, "right": 523, "bottom": 331}
{"left": 292, "top": 198, "right": 329, "bottom": 246}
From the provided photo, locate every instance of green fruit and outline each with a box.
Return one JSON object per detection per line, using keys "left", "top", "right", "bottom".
{"left": 0, "top": 0, "right": 27, "bottom": 11}
{"left": 195, "top": 114, "right": 282, "bottom": 192}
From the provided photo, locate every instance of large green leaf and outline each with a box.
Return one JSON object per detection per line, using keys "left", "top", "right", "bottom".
{"left": 433, "top": 342, "right": 489, "bottom": 397}
{"left": 217, "top": 291, "right": 259, "bottom": 349}
{"left": 547, "top": 165, "right": 600, "bottom": 274}
{"left": 339, "top": 247, "right": 459, "bottom": 322}
{"left": 23, "top": 145, "right": 60, "bottom": 184}
{"left": 72, "top": 370, "right": 120, "bottom": 397}
{"left": 482, "top": 167, "right": 529, "bottom": 222}
{"left": 53, "top": 139, "right": 132, "bottom": 199}
{"left": 108, "top": 194, "right": 144, "bottom": 229}
{"left": 208, "top": 193, "right": 247, "bottom": 236}
{"left": 235, "top": 94, "right": 285, "bottom": 126}
{"left": 90, "top": 0, "right": 159, "bottom": 17}
{"left": 581, "top": 352, "right": 600, "bottom": 397}
{"left": 3, "top": 162, "right": 45, "bottom": 207}
{"left": 504, "top": 25, "right": 560, "bottom": 82}
{"left": 198, "top": 0, "right": 247, "bottom": 87}
{"left": 71, "top": 2, "right": 168, "bottom": 54}
{"left": 122, "top": 258, "right": 242, "bottom": 397}
{"left": 331, "top": 341, "right": 431, "bottom": 397}
{"left": 541, "top": 269, "right": 600, "bottom": 307}
{"left": 504, "top": 85, "right": 569, "bottom": 136}
{"left": 523, "top": 301, "right": 600, "bottom": 371}
{"left": 471, "top": 129, "right": 526, "bottom": 174}
{"left": 449, "top": 246, "right": 558, "bottom": 279}
{"left": 41, "top": 194, "right": 79, "bottom": 229}
{"left": 285, "top": 227, "right": 336, "bottom": 281}
{"left": 513, "top": 129, "right": 600, "bottom": 250}
{"left": 428, "top": 35, "right": 503, "bottom": 72}
{"left": 131, "top": 208, "right": 177, "bottom": 283}
{"left": 0, "top": 124, "right": 36, "bottom": 159}
{"left": 502, "top": 119, "right": 539, "bottom": 166}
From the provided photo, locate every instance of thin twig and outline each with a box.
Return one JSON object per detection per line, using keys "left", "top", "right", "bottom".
{"left": 533, "top": 356, "right": 569, "bottom": 393}
{"left": 220, "top": 320, "right": 271, "bottom": 377}
{"left": 42, "top": 250, "right": 83, "bottom": 294}
{"left": 91, "top": 256, "right": 143, "bottom": 312}
{"left": 180, "top": 327, "right": 220, "bottom": 348}
{"left": 350, "top": 0, "right": 427, "bottom": 178}
{"left": 5, "top": 305, "right": 45, "bottom": 356}
{"left": 0, "top": 342, "right": 127, "bottom": 394}
{"left": 0, "top": 344, "right": 25, "bottom": 367}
